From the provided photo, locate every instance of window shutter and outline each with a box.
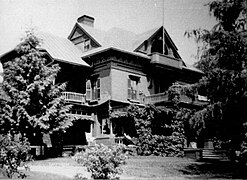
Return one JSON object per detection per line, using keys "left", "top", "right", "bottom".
{"left": 128, "top": 78, "right": 131, "bottom": 99}
{"left": 96, "top": 78, "right": 100, "bottom": 99}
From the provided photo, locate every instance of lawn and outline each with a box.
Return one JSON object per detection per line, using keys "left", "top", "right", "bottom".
{"left": 0, "top": 170, "right": 72, "bottom": 180}
{"left": 1, "top": 156, "right": 247, "bottom": 179}
{"left": 123, "top": 156, "right": 247, "bottom": 179}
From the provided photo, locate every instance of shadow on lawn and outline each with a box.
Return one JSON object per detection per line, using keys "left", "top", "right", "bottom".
{"left": 179, "top": 160, "right": 247, "bottom": 179}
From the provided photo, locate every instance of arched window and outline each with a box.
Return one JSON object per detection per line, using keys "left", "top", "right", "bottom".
{"left": 86, "top": 80, "right": 91, "bottom": 101}
{"left": 86, "top": 78, "right": 100, "bottom": 101}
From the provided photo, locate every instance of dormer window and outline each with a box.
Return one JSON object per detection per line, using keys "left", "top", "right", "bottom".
{"left": 83, "top": 39, "right": 91, "bottom": 51}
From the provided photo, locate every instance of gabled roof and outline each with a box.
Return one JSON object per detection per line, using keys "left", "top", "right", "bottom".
{"left": 71, "top": 23, "right": 180, "bottom": 56}
{"left": 69, "top": 23, "right": 137, "bottom": 51}
{"left": 133, "top": 27, "right": 179, "bottom": 52}
{"left": 37, "top": 32, "right": 89, "bottom": 67}
{"left": 68, "top": 23, "right": 104, "bottom": 47}
{"left": 69, "top": 23, "right": 202, "bottom": 73}
{"left": 132, "top": 27, "right": 160, "bottom": 51}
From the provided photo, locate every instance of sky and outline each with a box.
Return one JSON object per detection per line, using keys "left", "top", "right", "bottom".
{"left": 0, "top": 0, "right": 216, "bottom": 65}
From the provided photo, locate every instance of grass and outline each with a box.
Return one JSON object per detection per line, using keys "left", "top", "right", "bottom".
{"left": 123, "top": 156, "right": 247, "bottom": 179}
{"left": 1, "top": 156, "right": 247, "bottom": 179}
{"left": 0, "top": 170, "right": 71, "bottom": 180}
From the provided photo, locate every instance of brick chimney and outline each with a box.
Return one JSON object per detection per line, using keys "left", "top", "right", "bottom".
{"left": 77, "top": 15, "right": 95, "bottom": 27}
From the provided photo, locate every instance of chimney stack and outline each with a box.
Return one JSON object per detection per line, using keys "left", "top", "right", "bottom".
{"left": 77, "top": 15, "right": 95, "bottom": 27}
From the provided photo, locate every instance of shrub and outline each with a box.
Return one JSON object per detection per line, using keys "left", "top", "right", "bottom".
{"left": 74, "top": 144, "right": 127, "bottom": 179}
{"left": 0, "top": 134, "right": 31, "bottom": 178}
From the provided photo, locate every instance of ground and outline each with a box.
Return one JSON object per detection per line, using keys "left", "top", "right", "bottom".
{"left": 1, "top": 156, "right": 247, "bottom": 179}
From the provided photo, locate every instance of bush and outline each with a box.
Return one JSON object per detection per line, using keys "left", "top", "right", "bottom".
{"left": 74, "top": 144, "right": 127, "bottom": 179}
{"left": 0, "top": 134, "right": 31, "bottom": 178}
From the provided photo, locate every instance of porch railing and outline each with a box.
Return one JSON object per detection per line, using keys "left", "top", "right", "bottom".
{"left": 62, "top": 91, "right": 86, "bottom": 104}
{"left": 143, "top": 92, "right": 208, "bottom": 105}
{"left": 144, "top": 92, "right": 168, "bottom": 104}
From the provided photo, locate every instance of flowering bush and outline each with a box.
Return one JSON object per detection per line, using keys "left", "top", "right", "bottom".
{"left": 74, "top": 144, "right": 127, "bottom": 179}
{"left": 0, "top": 134, "right": 31, "bottom": 178}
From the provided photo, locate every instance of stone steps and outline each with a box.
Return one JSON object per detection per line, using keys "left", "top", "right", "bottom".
{"left": 202, "top": 149, "right": 229, "bottom": 161}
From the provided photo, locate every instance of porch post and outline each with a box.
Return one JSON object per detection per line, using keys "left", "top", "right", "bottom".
{"left": 90, "top": 122, "right": 93, "bottom": 136}
{"left": 93, "top": 113, "right": 101, "bottom": 136}
{"left": 110, "top": 120, "right": 113, "bottom": 135}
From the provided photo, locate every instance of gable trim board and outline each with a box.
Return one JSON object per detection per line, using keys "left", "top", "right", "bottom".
{"left": 68, "top": 23, "right": 102, "bottom": 47}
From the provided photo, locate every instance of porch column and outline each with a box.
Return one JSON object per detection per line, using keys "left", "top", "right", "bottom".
{"left": 90, "top": 122, "right": 93, "bottom": 136}
{"left": 110, "top": 120, "right": 113, "bottom": 135}
{"left": 92, "top": 113, "right": 101, "bottom": 136}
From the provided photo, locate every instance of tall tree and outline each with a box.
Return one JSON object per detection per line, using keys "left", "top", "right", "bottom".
{"left": 0, "top": 31, "right": 73, "bottom": 148}
{"left": 187, "top": 0, "right": 247, "bottom": 155}
{"left": 186, "top": 0, "right": 247, "bottom": 156}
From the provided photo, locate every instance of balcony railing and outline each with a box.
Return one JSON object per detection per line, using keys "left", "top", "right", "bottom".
{"left": 143, "top": 92, "right": 208, "bottom": 105}
{"left": 62, "top": 92, "right": 86, "bottom": 104}
{"left": 144, "top": 92, "right": 168, "bottom": 104}
{"left": 150, "top": 53, "right": 182, "bottom": 69}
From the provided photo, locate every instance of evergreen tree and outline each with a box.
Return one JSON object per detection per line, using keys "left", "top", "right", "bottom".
{"left": 186, "top": 0, "right": 247, "bottom": 158}
{"left": 0, "top": 31, "right": 73, "bottom": 149}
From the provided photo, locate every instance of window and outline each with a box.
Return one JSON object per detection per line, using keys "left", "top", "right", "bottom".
{"left": 86, "top": 78, "right": 100, "bottom": 101}
{"left": 128, "top": 76, "right": 139, "bottom": 100}
{"left": 92, "top": 78, "right": 100, "bottom": 100}
{"left": 78, "top": 39, "right": 91, "bottom": 52}
{"left": 86, "top": 80, "right": 91, "bottom": 101}
{"left": 83, "top": 39, "right": 90, "bottom": 51}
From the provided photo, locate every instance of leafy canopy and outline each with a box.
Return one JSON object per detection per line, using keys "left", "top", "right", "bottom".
{"left": 186, "top": 0, "right": 247, "bottom": 148}
{"left": 0, "top": 31, "right": 73, "bottom": 142}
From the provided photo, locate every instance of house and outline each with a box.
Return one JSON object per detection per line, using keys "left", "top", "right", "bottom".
{"left": 0, "top": 15, "right": 206, "bottom": 151}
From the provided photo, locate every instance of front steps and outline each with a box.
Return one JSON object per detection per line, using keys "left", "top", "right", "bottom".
{"left": 184, "top": 148, "right": 230, "bottom": 161}
{"left": 202, "top": 149, "right": 229, "bottom": 161}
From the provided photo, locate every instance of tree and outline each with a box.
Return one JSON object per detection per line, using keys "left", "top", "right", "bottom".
{"left": 186, "top": 0, "right": 247, "bottom": 158}
{"left": 0, "top": 31, "right": 74, "bottom": 153}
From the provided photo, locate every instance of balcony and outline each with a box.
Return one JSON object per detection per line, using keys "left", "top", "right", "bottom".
{"left": 150, "top": 53, "right": 182, "bottom": 69}
{"left": 62, "top": 91, "right": 86, "bottom": 104}
{"left": 143, "top": 92, "right": 208, "bottom": 106}
{"left": 144, "top": 92, "right": 168, "bottom": 104}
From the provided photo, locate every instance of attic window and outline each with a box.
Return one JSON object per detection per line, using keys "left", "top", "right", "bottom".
{"left": 83, "top": 39, "right": 91, "bottom": 51}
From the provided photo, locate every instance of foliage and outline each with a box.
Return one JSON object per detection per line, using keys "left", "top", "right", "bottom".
{"left": 0, "top": 31, "right": 73, "bottom": 151}
{"left": 74, "top": 144, "right": 127, "bottom": 179}
{"left": 0, "top": 134, "right": 30, "bottom": 178}
{"left": 185, "top": 0, "right": 247, "bottom": 160}
{"left": 113, "top": 103, "right": 186, "bottom": 157}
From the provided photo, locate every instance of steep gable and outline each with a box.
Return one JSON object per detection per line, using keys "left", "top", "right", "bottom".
{"left": 67, "top": 15, "right": 203, "bottom": 72}
{"left": 133, "top": 26, "right": 180, "bottom": 59}
{"left": 68, "top": 23, "right": 102, "bottom": 52}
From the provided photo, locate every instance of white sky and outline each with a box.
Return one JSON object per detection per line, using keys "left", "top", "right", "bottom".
{"left": 0, "top": 0, "right": 216, "bottom": 65}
